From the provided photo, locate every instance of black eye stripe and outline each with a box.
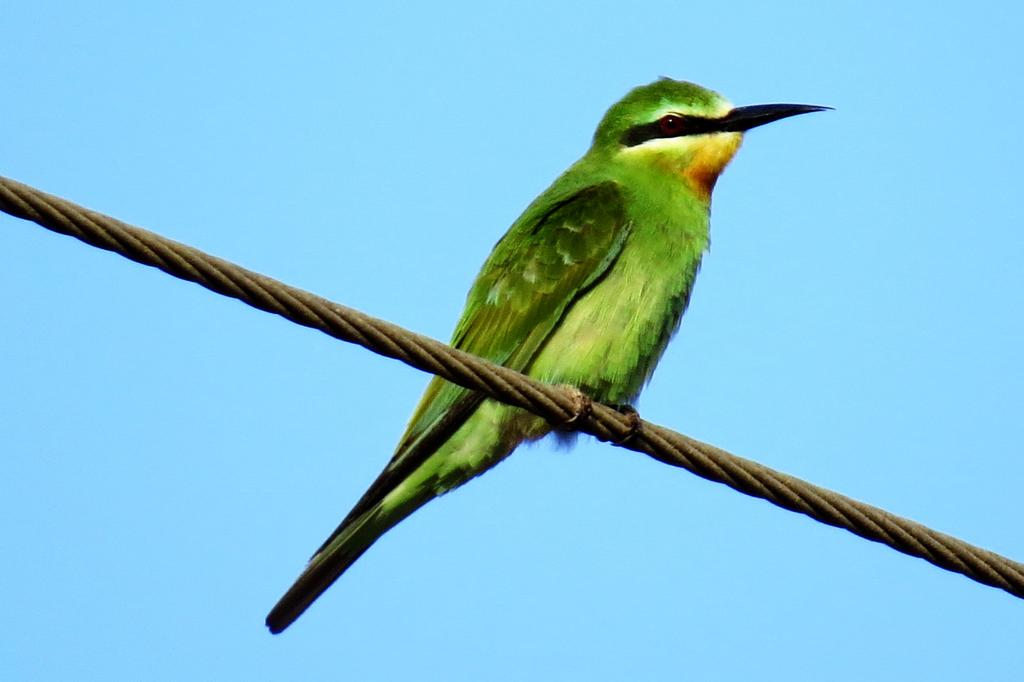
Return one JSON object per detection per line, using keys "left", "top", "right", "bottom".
{"left": 620, "top": 115, "right": 722, "bottom": 147}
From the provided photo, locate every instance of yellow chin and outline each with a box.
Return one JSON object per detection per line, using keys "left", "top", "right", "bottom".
{"left": 683, "top": 132, "right": 743, "bottom": 200}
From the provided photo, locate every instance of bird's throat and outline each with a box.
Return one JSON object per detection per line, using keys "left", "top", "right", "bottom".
{"left": 681, "top": 132, "right": 743, "bottom": 201}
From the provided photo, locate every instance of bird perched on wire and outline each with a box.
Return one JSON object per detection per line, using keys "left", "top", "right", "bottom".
{"left": 267, "top": 77, "right": 828, "bottom": 633}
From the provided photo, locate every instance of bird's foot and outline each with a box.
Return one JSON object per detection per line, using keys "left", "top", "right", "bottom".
{"left": 607, "top": 403, "right": 642, "bottom": 445}
{"left": 555, "top": 385, "right": 592, "bottom": 430}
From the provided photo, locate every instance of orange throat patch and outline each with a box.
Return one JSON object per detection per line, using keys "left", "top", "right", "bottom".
{"left": 682, "top": 133, "right": 743, "bottom": 201}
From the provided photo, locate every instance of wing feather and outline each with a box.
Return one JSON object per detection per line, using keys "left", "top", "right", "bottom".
{"left": 326, "top": 181, "right": 630, "bottom": 532}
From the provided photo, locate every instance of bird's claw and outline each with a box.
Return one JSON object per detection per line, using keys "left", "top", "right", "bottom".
{"left": 556, "top": 385, "right": 592, "bottom": 430}
{"left": 608, "top": 403, "right": 641, "bottom": 445}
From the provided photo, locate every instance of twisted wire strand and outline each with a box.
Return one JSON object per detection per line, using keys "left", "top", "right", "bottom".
{"left": 2, "top": 173, "right": 1022, "bottom": 601}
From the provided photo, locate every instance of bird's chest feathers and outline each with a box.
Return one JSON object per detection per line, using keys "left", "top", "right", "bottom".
{"left": 528, "top": 196, "right": 708, "bottom": 403}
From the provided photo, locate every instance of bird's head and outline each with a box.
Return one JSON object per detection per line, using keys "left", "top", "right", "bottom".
{"left": 593, "top": 78, "right": 828, "bottom": 200}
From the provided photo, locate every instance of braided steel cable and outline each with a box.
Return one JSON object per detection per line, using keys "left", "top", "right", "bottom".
{"left": 2, "top": 173, "right": 1022, "bottom": 602}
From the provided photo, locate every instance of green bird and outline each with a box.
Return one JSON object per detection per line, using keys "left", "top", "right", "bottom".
{"left": 267, "top": 78, "right": 826, "bottom": 633}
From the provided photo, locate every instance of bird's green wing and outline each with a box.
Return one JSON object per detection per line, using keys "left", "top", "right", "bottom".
{"left": 334, "top": 181, "right": 630, "bottom": 527}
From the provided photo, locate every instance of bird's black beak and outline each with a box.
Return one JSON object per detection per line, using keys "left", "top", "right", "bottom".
{"left": 717, "top": 103, "right": 831, "bottom": 132}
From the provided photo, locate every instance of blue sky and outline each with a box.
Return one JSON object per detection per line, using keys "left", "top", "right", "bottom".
{"left": 2, "top": 2, "right": 1022, "bottom": 679}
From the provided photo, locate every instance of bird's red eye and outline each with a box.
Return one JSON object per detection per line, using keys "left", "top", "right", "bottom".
{"left": 658, "top": 114, "right": 685, "bottom": 136}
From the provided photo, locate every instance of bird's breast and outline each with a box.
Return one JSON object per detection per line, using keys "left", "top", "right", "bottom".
{"left": 527, "top": 202, "right": 709, "bottom": 405}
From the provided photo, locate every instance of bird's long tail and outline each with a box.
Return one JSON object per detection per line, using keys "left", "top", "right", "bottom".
{"left": 266, "top": 399, "right": 550, "bottom": 633}
{"left": 265, "top": 496, "right": 416, "bottom": 634}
